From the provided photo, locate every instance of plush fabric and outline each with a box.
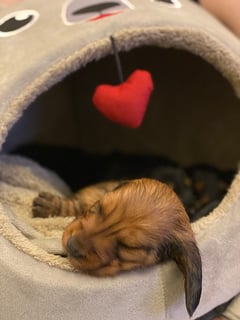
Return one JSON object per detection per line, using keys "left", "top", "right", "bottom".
{"left": 0, "top": 154, "right": 239, "bottom": 319}
{"left": 222, "top": 295, "right": 240, "bottom": 320}
{"left": 0, "top": 155, "right": 72, "bottom": 259}
{"left": 0, "top": 0, "right": 240, "bottom": 152}
{"left": 0, "top": 0, "right": 240, "bottom": 319}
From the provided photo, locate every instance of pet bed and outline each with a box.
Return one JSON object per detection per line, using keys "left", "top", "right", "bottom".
{"left": 0, "top": 0, "right": 240, "bottom": 319}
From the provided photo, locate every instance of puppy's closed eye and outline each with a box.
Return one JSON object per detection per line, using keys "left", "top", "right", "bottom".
{"left": 117, "top": 240, "right": 153, "bottom": 263}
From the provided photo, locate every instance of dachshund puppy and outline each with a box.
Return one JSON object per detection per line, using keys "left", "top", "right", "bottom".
{"left": 32, "top": 178, "right": 202, "bottom": 317}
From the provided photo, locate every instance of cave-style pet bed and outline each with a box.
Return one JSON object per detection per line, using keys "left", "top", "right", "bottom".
{"left": 1, "top": 0, "right": 240, "bottom": 319}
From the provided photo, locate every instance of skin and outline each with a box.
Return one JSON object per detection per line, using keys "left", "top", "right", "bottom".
{"left": 200, "top": 0, "right": 240, "bottom": 37}
{"left": 0, "top": 0, "right": 21, "bottom": 4}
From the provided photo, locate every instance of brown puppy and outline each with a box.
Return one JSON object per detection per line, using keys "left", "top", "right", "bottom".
{"left": 33, "top": 178, "right": 202, "bottom": 317}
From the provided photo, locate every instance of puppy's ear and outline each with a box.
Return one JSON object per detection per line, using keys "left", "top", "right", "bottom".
{"left": 171, "top": 237, "right": 202, "bottom": 317}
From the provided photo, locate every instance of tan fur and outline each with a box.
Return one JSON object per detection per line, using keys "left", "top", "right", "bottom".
{"left": 33, "top": 178, "right": 202, "bottom": 316}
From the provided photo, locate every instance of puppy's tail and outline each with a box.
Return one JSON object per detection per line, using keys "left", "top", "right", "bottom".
{"left": 172, "top": 236, "right": 202, "bottom": 317}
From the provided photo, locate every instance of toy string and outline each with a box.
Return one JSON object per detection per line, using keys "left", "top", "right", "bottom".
{"left": 110, "top": 36, "right": 124, "bottom": 83}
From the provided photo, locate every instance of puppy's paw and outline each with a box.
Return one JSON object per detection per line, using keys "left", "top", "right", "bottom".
{"left": 32, "top": 192, "right": 61, "bottom": 218}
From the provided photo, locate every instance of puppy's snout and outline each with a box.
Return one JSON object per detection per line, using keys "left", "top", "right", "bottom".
{"left": 67, "top": 236, "right": 82, "bottom": 259}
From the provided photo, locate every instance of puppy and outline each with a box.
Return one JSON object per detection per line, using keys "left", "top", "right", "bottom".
{"left": 33, "top": 178, "right": 202, "bottom": 317}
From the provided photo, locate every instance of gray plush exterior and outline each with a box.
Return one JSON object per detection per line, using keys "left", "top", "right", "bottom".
{"left": 0, "top": 1, "right": 240, "bottom": 319}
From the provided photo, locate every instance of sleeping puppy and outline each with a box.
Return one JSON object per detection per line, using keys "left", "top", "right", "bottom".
{"left": 32, "top": 178, "right": 202, "bottom": 317}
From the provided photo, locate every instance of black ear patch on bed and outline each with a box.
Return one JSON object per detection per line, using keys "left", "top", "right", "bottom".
{"left": 63, "top": 0, "right": 134, "bottom": 25}
{"left": 72, "top": 2, "right": 120, "bottom": 15}
{"left": 152, "top": 0, "right": 182, "bottom": 8}
{"left": 154, "top": 0, "right": 173, "bottom": 3}
{"left": 0, "top": 10, "right": 39, "bottom": 37}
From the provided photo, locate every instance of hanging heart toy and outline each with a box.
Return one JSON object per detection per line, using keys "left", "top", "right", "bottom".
{"left": 92, "top": 36, "right": 154, "bottom": 128}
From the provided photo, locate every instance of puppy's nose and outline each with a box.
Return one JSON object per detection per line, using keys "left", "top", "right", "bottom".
{"left": 67, "top": 236, "right": 82, "bottom": 258}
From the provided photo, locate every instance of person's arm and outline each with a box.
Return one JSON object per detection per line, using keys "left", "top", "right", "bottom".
{"left": 198, "top": 0, "right": 240, "bottom": 37}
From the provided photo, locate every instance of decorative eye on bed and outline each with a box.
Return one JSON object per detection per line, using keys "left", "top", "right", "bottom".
{"left": 0, "top": 10, "right": 39, "bottom": 37}
{"left": 62, "top": 0, "right": 134, "bottom": 25}
{"left": 150, "top": 0, "right": 182, "bottom": 8}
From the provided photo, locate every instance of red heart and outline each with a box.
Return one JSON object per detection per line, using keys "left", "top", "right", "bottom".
{"left": 92, "top": 70, "right": 154, "bottom": 128}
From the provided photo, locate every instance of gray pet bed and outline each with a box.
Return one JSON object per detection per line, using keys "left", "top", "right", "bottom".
{"left": 0, "top": 1, "right": 240, "bottom": 319}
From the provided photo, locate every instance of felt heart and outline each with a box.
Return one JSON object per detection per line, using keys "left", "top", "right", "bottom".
{"left": 92, "top": 70, "right": 154, "bottom": 128}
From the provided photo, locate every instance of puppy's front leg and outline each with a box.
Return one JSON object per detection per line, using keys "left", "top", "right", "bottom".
{"left": 32, "top": 180, "right": 125, "bottom": 218}
{"left": 32, "top": 192, "right": 79, "bottom": 218}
